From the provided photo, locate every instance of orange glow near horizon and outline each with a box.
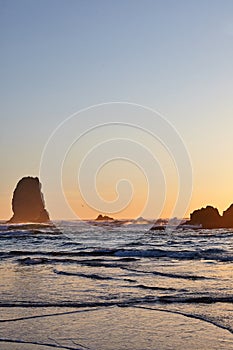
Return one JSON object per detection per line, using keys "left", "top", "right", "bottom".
{"left": 61, "top": 154, "right": 181, "bottom": 220}
{"left": 2, "top": 170, "right": 233, "bottom": 221}
{"left": 2, "top": 191, "right": 233, "bottom": 221}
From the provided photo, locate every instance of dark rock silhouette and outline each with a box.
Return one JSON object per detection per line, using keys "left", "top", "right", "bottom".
{"left": 184, "top": 204, "right": 233, "bottom": 229}
{"left": 8, "top": 177, "right": 50, "bottom": 223}
{"left": 222, "top": 204, "right": 233, "bottom": 228}
{"left": 95, "top": 214, "right": 114, "bottom": 221}
{"left": 188, "top": 206, "right": 222, "bottom": 229}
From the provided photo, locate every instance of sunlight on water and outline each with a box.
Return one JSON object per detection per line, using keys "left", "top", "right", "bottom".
{"left": 0, "top": 221, "right": 232, "bottom": 349}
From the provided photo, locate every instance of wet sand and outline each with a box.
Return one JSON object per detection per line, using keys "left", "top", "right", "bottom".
{"left": 0, "top": 306, "right": 232, "bottom": 349}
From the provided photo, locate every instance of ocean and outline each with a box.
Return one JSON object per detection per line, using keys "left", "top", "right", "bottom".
{"left": 0, "top": 220, "right": 232, "bottom": 350}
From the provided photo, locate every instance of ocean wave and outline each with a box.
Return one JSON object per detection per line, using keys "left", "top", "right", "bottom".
{"left": 157, "top": 295, "right": 233, "bottom": 304}
{"left": 17, "top": 257, "right": 50, "bottom": 265}
{"left": 0, "top": 295, "right": 232, "bottom": 309}
{"left": 130, "top": 284, "right": 178, "bottom": 291}
{"left": 2, "top": 246, "right": 232, "bottom": 263}
{"left": 15, "top": 256, "right": 209, "bottom": 280}
{"left": 53, "top": 269, "right": 115, "bottom": 280}
{"left": 121, "top": 266, "right": 209, "bottom": 280}
{"left": 15, "top": 256, "right": 127, "bottom": 268}
{"left": 114, "top": 248, "right": 233, "bottom": 262}
{"left": 53, "top": 269, "right": 136, "bottom": 282}
{"left": 0, "top": 223, "right": 62, "bottom": 237}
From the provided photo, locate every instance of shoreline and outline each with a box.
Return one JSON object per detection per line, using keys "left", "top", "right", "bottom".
{"left": 0, "top": 306, "right": 232, "bottom": 350}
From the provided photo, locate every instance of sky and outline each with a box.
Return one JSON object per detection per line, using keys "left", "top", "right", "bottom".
{"left": 1, "top": 0, "right": 233, "bottom": 220}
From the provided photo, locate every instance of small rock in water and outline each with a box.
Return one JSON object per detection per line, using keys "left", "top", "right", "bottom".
{"left": 95, "top": 214, "right": 114, "bottom": 221}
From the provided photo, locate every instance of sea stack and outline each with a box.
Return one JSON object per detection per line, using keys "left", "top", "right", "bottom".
{"left": 8, "top": 176, "right": 50, "bottom": 223}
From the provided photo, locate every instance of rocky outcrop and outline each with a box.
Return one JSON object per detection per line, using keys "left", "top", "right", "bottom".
{"left": 188, "top": 206, "right": 222, "bottom": 229}
{"left": 184, "top": 204, "right": 233, "bottom": 229}
{"left": 222, "top": 204, "right": 233, "bottom": 228}
{"left": 95, "top": 214, "right": 114, "bottom": 221}
{"left": 8, "top": 177, "right": 50, "bottom": 223}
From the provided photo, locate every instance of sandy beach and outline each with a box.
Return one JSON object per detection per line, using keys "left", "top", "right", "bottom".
{"left": 1, "top": 306, "right": 233, "bottom": 349}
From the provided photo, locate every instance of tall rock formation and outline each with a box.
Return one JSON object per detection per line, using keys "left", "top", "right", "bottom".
{"left": 8, "top": 177, "right": 50, "bottom": 223}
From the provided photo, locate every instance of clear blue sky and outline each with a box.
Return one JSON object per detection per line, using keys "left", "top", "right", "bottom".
{"left": 1, "top": 0, "right": 233, "bottom": 219}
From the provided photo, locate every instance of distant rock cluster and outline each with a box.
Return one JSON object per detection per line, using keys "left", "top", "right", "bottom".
{"left": 95, "top": 214, "right": 114, "bottom": 221}
{"left": 184, "top": 204, "right": 233, "bottom": 229}
{"left": 8, "top": 177, "right": 50, "bottom": 223}
{"left": 5, "top": 176, "right": 233, "bottom": 229}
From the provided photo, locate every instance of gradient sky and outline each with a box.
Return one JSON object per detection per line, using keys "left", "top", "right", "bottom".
{"left": 1, "top": 0, "right": 233, "bottom": 220}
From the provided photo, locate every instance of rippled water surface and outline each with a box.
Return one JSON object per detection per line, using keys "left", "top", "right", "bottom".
{"left": 0, "top": 221, "right": 232, "bottom": 349}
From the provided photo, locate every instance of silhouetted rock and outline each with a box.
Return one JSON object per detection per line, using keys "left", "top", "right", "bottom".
{"left": 187, "top": 206, "right": 222, "bottom": 229}
{"left": 183, "top": 204, "right": 233, "bottom": 229}
{"left": 8, "top": 177, "right": 50, "bottom": 223}
{"left": 150, "top": 225, "right": 165, "bottom": 231}
{"left": 222, "top": 204, "right": 233, "bottom": 228}
{"left": 95, "top": 214, "right": 114, "bottom": 221}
